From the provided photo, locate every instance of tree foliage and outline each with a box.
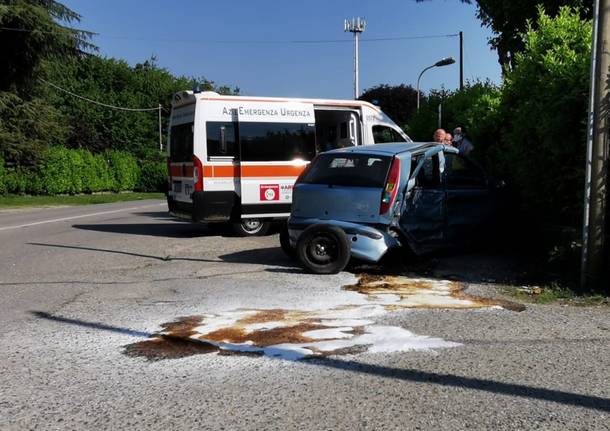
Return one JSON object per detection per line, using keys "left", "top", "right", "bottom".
{"left": 406, "top": 81, "right": 501, "bottom": 154}
{"left": 495, "top": 6, "right": 591, "bottom": 226}
{"left": 416, "top": 0, "right": 592, "bottom": 68}
{"left": 0, "top": 0, "right": 94, "bottom": 96}
{"left": 42, "top": 55, "right": 238, "bottom": 159}
{"left": 358, "top": 84, "right": 418, "bottom": 127}
{"left": 475, "top": 0, "right": 592, "bottom": 68}
{"left": 406, "top": 7, "right": 591, "bottom": 229}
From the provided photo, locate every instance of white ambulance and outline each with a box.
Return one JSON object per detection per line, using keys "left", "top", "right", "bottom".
{"left": 167, "top": 90, "right": 410, "bottom": 236}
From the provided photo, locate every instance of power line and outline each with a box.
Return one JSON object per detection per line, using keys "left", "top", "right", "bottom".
{"left": 40, "top": 78, "right": 161, "bottom": 111}
{"left": 1, "top": 27, "right": 458, "bottom": 45}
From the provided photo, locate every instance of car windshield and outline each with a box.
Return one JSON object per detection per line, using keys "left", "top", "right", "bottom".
{"left": 300, "top": 153, "right": 392, "bottom": 188}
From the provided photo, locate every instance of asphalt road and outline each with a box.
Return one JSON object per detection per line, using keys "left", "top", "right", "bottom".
{"left": 0, "top": 199, "right": 609, "bottom": 430}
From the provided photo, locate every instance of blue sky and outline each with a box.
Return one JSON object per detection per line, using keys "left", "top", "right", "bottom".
{"left": 62, "top": 0, "right": 502, "bottom": 99}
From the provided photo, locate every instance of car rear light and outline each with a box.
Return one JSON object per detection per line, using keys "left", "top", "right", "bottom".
{"left": 294, "top": 156, "right": 317, "bottom": 185}
{"left": 192, "top": 154, "right": 203, "bottom": 192}
{"left": 380, "top": 157, "right": 401, "bottom": 214}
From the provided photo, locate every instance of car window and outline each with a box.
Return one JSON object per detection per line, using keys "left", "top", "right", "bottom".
{"left": 443, "top": 153, "right": 487, "bottom": 188}
{"left": 300, "top": 153, "right": 392, "bottom": 188}
{"left": 373, "top": 125, "right": 407, "bottom": 143}
{"left": 411, "top": 154, "right": 440, "bottom": 189}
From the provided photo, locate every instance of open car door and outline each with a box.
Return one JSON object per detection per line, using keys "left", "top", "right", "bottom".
{"left": 398, "top": 146, "right": 458, "bottom": 255}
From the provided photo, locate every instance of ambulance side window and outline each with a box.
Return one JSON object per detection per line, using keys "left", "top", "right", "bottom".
{"left": 239, "top": 122, "right": 316, "bottom": 162}
{"left": 207, "top": 122, "right": 237, "bottom": 159}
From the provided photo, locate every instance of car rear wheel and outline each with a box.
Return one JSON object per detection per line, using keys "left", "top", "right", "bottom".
{"left": 232, "top": 219, "right": 271, "bottom": 236}
{"left": 296, "top": 225, "right": 350, "bottom": 274}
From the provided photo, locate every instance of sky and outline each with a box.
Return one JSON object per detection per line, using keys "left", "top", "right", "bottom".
{"left": 62, "top": 0, "right": 502, "bottom": 99}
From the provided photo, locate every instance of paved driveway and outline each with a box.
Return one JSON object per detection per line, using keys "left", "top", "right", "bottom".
{"left": 0, "top": 200, "right": 608, "bottom": 430}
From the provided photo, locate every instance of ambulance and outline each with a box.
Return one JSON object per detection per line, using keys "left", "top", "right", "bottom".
{"left": 167, "top": 90, "right": 410, "bottom": 236}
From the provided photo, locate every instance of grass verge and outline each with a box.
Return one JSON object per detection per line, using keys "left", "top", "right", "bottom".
{"left": 0, "top": 192, "right": 165, "bottom": 209}
{"left": 502, "top": 284, "right": 609, "bottom": 306}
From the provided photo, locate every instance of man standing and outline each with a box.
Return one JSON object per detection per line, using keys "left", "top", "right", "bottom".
{"left": 453, "top": 127, "right": 474, "bottom": 155}
{"left": 433, "top": 128, "right": 446, "bottom": 143}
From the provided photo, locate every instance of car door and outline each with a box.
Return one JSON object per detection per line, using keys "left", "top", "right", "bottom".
{"left": 399, "top": 152, "right": 446, "bottom": 254}
{"left": 442, "top": 152, "right": 494, "bottom": 246}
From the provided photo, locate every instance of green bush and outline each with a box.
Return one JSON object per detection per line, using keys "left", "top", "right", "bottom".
{"left": 92, "top": 153, "right": 114, "bottom": 192}
{"left": 33, "top": 147, "right": 140, "bottom": 195}
{"left": 106, "top": 150, "right": 140, "bottom": 192}
{"left": 40, "top": 146, "right": 76, "bottom": 194}
{"left": 496, "top": 6, "right": 591, "bottom": 226}
{"left": 4, "top": 169, "right": 29, "bottom": 195}
{"left": 137, "top": 157, "right": 167, "bottom": 192}
{"left": 0, "top": 159, "right": 6, "bottom": 195}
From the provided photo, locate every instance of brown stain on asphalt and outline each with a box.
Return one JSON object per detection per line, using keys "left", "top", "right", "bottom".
{"left": 123, "top": 336, "right": 218, "bottom": 361}
{"left": 344, "top": 274, "right": 526, "bottom": 312}
{"left": 124, "top": 274, "right": 524, "bottom": 360}
{"left": 200, "top": 322, "right": 322, "bottom": 346}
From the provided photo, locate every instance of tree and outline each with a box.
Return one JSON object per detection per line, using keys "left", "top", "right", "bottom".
{"left": 0, "top": 0, "right": 94, "bottom": 96}
{"left": 495, "top": 6, "right": 592, "bottom": 226}
{"left": 417, "top": 0, "right": 592, "bottom": 68}
{"left": 358, "top": 84, "right": 418, "bottom": 127}
{"left": 43, "top": 55, "right": 239, "bottom": 157}
{"left": 475, "top": 0, "right": 592, "bottom": 68}
{"left": 405, "top": 81, "right": 501, "bottom": 157}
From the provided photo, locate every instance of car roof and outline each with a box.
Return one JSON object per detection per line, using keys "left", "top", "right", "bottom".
{"left": 323, "top": 142, "right": 446, "bottom": 156}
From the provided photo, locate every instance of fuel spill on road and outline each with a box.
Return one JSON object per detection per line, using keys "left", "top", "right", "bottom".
{"left": 124, "top": 275, "right": 524, "bottom": 361}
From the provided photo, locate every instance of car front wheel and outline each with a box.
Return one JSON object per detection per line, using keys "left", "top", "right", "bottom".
{"left": 296, "top": 225, "right": 350, "bottom": 274}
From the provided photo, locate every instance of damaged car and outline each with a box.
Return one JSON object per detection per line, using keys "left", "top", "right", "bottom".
{"left": 283, "top": 142, "right": 502, "bottom": 274}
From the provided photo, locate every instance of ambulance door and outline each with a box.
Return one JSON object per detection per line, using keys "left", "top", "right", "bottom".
{"left": 196, "top": 100, "right": 240, "bottom": 221}
{"left": 237, "top": 102, "right": 316, "bottom": 219}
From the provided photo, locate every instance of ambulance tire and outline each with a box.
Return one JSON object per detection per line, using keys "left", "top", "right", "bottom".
{"left": 279, "top": 224, "right": 296, "bottom": 259}
{"left": 296, "top": 225, "right": 350, "bottom": 274}
{"left": 232, "top": 219, "right": 271, "bottom": 236}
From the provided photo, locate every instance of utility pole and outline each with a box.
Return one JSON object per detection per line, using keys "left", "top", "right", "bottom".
{"left": 158, "top": 104, "right": 163, "bottom": 152}
{"left": 581, "top": 0, "right": 610, "bottom": 291}
{"left": 459, "top": 31, "right": 464, "bottom": 90}
{"left": 438, "top": 103, "right": 442, "bottom": 129}
{"left": 344, "top": 17, "right": 366, "bottom": 99}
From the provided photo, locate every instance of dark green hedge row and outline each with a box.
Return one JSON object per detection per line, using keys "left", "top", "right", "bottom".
{"left": 0, "top": 147, "right": 167, "bottom": 195}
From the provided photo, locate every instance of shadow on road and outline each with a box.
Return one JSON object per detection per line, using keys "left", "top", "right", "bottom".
{"left": 72, "top": 222, "right": 226, "bottom": 238}
{"left": 351, "top": 248, "right": 548, "bottom": 288}
{"left": 27, "top": 242, "right": 299, "bottom": 268}
{"left": 30, "top": 310, "right": 610, "bottom": 413}
{"left": 31, "top": 311, "right": 152, "bottom": 338}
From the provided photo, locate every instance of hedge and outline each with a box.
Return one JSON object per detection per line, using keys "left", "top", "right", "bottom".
{"left": 136, "top": 157, "right": 167, "bottom": 192}
{"left": 0, "top": 159, "right": 6, "bottom": 195}
{"left": 1, "top": 147, "right": 147, "bottom": 195}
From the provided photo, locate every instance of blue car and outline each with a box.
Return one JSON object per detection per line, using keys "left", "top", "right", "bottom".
{"left": 284, "top": 143, "right": 500, "bottom": 274}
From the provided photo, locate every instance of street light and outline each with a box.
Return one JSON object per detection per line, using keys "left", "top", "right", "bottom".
{"left": 416, "top": 57, "right": 456, "bottom": 110}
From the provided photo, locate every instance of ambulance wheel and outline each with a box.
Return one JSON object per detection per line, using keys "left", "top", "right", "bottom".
{"left": 279, "top": 224, "right": 296, "bottom": 258}
{"left": 296, "top": 225, "right": 350, "bottom": 274}
{"left": 232, "top": 219, "right": 271, "bottom": 236}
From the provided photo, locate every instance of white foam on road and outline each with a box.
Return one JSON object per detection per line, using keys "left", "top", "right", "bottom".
{"left": 157, "top": 276, "right": 508, "bottom": 360}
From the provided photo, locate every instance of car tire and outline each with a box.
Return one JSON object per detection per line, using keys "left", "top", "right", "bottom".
{"left": 296, "top": 224, "right": 351, "bottom": 274}
{"left": 279, "top": 224, "right": 296, "bottom": 258}
{"left": 232, "top": 219, "right": 271, "bottom": 237}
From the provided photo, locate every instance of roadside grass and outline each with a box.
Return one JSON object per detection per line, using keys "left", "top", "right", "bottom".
{"left": 0, "top": 192, "right": 165, "bottom": 209}
{"left": 502, "top": 284, "right": 610, "bottom": 306}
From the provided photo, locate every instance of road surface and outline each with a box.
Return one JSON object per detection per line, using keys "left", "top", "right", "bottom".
{"left": 0, "top": 200, "right": 609, "bottom": 430}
